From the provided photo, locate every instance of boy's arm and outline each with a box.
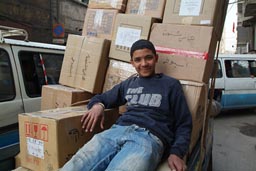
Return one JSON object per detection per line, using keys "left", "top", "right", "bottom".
{"left": 81, "top": 82, "right": 127, "bottom": 132}
{"left": 87, "top": 82, "right": 127, "bottom": 109}
{"left": 169, "top": 82, "right": 192, "bottom": 170}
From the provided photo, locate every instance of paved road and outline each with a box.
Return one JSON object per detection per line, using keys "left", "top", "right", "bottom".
{"left": 212, "top": 109, "right": 256, "bottom": 171}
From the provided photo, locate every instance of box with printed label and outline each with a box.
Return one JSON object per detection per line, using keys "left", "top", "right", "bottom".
{"left": 109, "top": 14, "right": 159, "bottom": 62}
{"left": 163, "top": 0, "right": 227, "bottom": 39}
{"left": 125, "top": 0, "right": 166, "bottom": 19}
{"left": 82, "top": 9, "right": 119, "bottom": 40}
{"left": 88, "top": 0, "right": 128, "bottom": 12}
{"left": 41, "top": 84, "right": 93, "bottom": 110}
{"left": 59, "top": 34, "right": 110, "bottom": 93}
{"left": 19, "top": 107, "right": 119, "bottom": 171}
{"left": 150, "top": 23, "right": 217, "bottom": 83}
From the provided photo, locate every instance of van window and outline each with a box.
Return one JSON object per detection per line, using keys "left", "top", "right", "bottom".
{"left": 216, "top": 60, "right": 223, "bottom": 78}
{"left": 0, "top": 49, "right": 15, "bottom": 102}
{"left": 249, "top": 60, "right": 256, "bottom": 77}
{"left": 224, "top": 60, "right": 252, "bottom": 78}
{"left": 19, "top": 51, "right": 63, "bottom": 97}
{"left": 210, "top": 60, "right": 223, "bottom": 79}
{"left": 41, "top": 53, "right": 64, "bottom": 84}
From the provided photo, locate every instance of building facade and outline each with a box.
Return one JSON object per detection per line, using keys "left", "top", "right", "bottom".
{"left": 0, "top": 0, "right": 88, "bottom": 44}
{"left": 237, "top": 0, "right": 256, "bottom": 53}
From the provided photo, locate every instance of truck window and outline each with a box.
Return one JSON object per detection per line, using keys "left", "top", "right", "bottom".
{"left": 210, "top": 60, "right": 222, "bottom": 79}
{"left": 0, "top": 49, "right": 15, "bottom": 102}
{"left": 225, "top": 60, "right": 251, "bottom": 78}
{"left": 41, "top": 53, "right": 63, "bottom": 84}
{"left": 249, "top": 60, "right": 256, "bottom": 77}
{"left": 216, "top": 60, "right": 223, "bottom": 78}
{"left": 19, "top": 51, "right": 63, "bottom": 98}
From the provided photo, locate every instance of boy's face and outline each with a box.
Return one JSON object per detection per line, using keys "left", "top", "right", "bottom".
{"left": 130, "top": 48, "right": 158, "bottom": 77}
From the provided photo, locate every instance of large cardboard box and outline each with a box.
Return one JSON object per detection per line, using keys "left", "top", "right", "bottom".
{"left": 82, "top": 9, "right": 119, "bottom": 40}
{"left": 88, "top": 0, "right": 128, "bottom": 12}
{"left": 19, "top": 107, "right": 119, "bottom": 171}
{"left": 125, "top": 0, "right": 166, "bottom": 19}
{"left": 41, "top": 84, "right": 93, "bottom": 110}
{"left": 59, "top": 35, "right": 110, "bottom": 94}
{"left": 59, "top": 35, "right": 83, "bottom": 88}
{"left": 109, "top": 14, "right": 158, "bottom": 62}
{"left": 15, "top": 153, "right": 22, "bottom": 168}
{"left": 180, "top": 80, "right": 208, "bottom": 153}
{"left": 150, "top": 23, "right": 217, "bottom": 83}
{"left": 163, "top": 0, "right": 227, "bottom": 39}
{"left": 103, "top": 59, "right": 136, "bottom": 92}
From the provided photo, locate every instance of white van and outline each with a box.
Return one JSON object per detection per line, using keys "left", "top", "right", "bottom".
{"left": 0, "top": 26, "right": 65, "bottom": 170}
{"left": 213, "top": 54, "right": 256, "bottom": 110}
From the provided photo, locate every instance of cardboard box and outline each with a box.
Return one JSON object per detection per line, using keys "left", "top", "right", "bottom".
{"left": 82, "top": 9, "right": 119, "bottom": 40}
{"left": 41, "top": 84, "right": 93, "bottom": 110}
{"left": 109, "top": 14, "right": 158, "bottom": 62}
{"left": 19, "top": 107, "right": 119, "bottom": 171}
{"left": 15, "top": 153, "right": 21, "bottom": 168}
{"left": 59, "top": 35, "right": 110, "bottom": 93}
{"left": 180, "top": 80, "right": 208, "bottom": 153}
{"left": 125, "top": 0, "right": 166, "bottom": 19}
{"left": 88, "top": 0, "right": 128, "bottom": 12}
{"left": 103, "top": 59, "right": 136, "bottom": 92}
{"left": 150, "top": 23, "right": 217, "bottom": 83}
{"left": 163, "top": 0, "right": 227, "bottom": 39}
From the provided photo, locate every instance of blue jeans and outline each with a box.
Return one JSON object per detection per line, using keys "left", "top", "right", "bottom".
{"left": 60, "top": 124, "right": 164, "bottom": 171}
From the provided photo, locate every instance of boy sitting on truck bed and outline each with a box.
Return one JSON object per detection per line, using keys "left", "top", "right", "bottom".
{"left": 60, "top": 39, "right": 192, "bottom": 171}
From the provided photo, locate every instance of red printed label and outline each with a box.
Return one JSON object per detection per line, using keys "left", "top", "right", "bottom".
{"left": 25, "top": 122, "right": 49, "bottom": 142}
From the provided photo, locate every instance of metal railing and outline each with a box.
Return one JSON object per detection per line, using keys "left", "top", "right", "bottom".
{"left": 0, "top": 25, "right": 28, "bottom": 43}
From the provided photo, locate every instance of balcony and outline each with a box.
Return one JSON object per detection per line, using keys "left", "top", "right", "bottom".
{"left": 244, "top": 0, "right": 256, "bottom": 17}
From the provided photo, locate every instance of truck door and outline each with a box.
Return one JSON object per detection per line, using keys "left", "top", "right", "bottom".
{"left": 11, "top": 45, "right": 64, "bottom": 113}
{"left": 222, "top": 59, "right": 256, "bottom": 109}
{"left": 0, "top": 46, "right": 24, "bottom": 128}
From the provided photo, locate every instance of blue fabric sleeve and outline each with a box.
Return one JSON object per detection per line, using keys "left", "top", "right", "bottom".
{"left": 169, "top": 82, "right": 192, "bottom": 158}
{"left": 87, "top": 82, "right": 127, "bottom": 110}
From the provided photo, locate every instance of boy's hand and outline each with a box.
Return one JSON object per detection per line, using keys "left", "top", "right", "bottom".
{"left": 168, "top": 154, "right": 187, "bottom": 171}
{"left": 81, "top": 103, "right": 105, "bottom": 132}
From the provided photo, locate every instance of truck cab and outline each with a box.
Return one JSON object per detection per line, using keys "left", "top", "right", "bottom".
{"left": 0, "top": 26, "right": 65, "bottom": 170}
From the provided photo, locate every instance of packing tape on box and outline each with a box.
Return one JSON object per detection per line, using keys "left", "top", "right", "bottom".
{"left": 155, "top": 46, "right": 209, "bottom": 60}
{"left": 138, "top": 0, "right": 146, "bottom": 15}
{"left": 180, "top": 80, "right": 205, "bottom": 87}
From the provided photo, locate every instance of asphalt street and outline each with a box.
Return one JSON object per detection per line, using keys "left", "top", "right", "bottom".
{"left": 213, "top": 109, "right": 256, "bottom": 171}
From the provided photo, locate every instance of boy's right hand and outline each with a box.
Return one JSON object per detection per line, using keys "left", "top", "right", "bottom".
{"left": 81, "top": 103, "right": 105, "bottom": 132}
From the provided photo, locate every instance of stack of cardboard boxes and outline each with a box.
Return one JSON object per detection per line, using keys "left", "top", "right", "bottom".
{"left": 15, "top": 0, "right": 228, "bottom": 170}
{"left": 17, "top": 107, "right": 119, "bottom": 171}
